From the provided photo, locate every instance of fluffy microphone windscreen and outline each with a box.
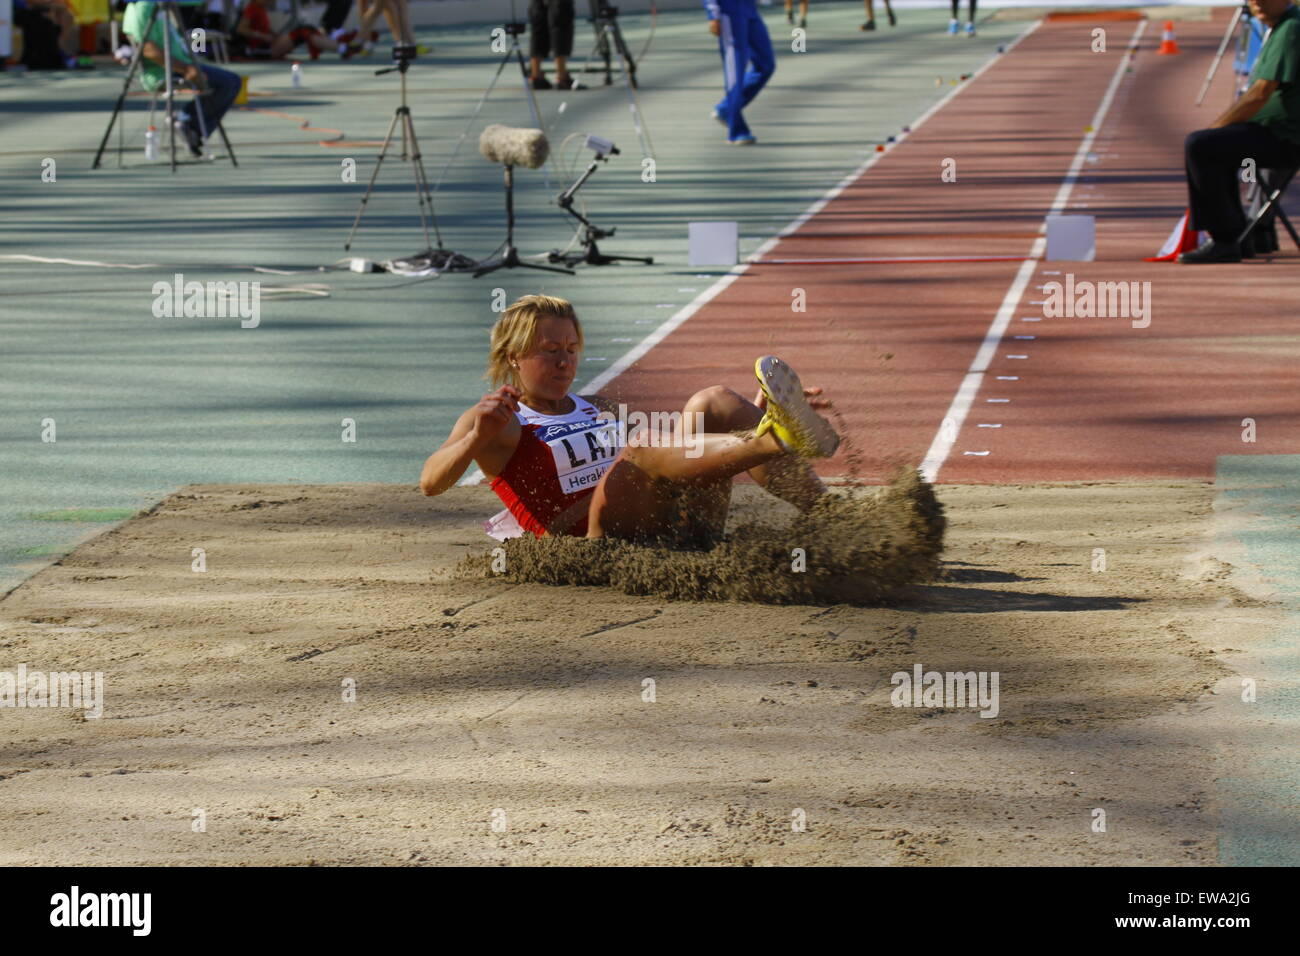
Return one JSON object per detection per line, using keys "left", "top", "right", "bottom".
{"left": 479, "top": 124, "right": 550, "bottom": 170}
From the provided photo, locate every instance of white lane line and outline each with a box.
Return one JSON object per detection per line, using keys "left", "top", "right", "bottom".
{"left": 919, "top": 18, "right": 1146, "bottom": 484}
{"left": 591, "top": 23, "right": 1042, "bottom": 397}
{"left": 460, "top": 18, "right": 1046, "bottom": 487}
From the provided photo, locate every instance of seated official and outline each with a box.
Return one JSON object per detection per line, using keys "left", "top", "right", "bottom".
{"left": 122, "top": 0, "right": 242, "bottom": 158}
{"left": 1182, "top": 0, "right": 1300, "bottom": 263}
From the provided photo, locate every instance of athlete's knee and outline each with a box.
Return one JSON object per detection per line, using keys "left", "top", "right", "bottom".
{"left": 684, "top": 384, "right": 737, "bottom": 412}
{"left": 684, "top": 385, "right": 753, "bottom": 431}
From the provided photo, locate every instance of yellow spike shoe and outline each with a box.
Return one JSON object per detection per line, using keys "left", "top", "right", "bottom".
{"left": 753, "top": 355, "right": 841, "bottom": 458}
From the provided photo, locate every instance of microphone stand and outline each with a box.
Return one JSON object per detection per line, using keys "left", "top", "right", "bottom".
{"left": 548, "top": 150, "right": 653, "bottom": 267}
{"left": 434, "top": 20, "right": 553, "bottom": 192}
{"left": 474, "top": 163, "right": 577, "bottom": 278}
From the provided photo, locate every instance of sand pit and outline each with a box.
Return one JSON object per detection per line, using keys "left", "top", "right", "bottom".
{"left": 465, "top": 469, "right": 946, "bottom": 605}
{"left": 0, "top": 480, "right": 1281, "bottom": 865}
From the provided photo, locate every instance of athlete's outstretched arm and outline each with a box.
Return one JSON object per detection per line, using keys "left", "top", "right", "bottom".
{"left": 420, "top": 387, "right": 519, "bottom": 496}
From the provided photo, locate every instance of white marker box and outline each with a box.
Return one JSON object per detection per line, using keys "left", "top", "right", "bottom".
{"left": 1045, "top": 215, "right": 1095, "bottom": 261}
{"left": 688, "top": 221, "right": 739, "bottom": 267}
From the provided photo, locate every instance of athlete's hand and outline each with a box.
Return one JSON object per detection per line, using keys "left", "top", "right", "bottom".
{"left": 184, "top": 64, "right": 208, "bottom": 92}
{"left": 708, "top": 18, "right": 721, "bottom": 37}
{"left": 753, "top": 385, "right": 833, "bottom": 412}
{"left": 470, "top": 386, "right": 521, "bottom": 443}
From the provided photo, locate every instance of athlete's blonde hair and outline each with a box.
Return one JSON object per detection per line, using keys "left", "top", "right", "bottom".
{"left": 485, "top": 294, "right": 583, "bottom": 388}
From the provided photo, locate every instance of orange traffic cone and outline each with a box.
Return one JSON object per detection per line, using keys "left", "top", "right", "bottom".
{"left": 1145, "top": 209, "right": 1204, "bottom": 261}
{"left": 1157, "top": 21, "right": 1180, "bottom": 55}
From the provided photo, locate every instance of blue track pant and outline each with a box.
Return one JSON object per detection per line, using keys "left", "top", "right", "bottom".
{"left": 714, "top": 8, "right": 775, "bottom": 141}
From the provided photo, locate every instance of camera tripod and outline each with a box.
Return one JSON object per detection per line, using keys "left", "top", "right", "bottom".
{"left": 344, "top": 47, "right": 473, "bottom": 271}
{"left": 586, "top": 0, "right": 638, "bottom": 88}
{"left": 548, "top": 148, "right": 653, "bottom": 268}
{"left": 580, "top": 2, "right": 655, "bottom": 162}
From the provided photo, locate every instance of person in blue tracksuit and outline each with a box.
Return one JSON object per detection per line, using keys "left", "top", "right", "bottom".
{"left": 704, "top": 0, "right": 776, "bottom": 145}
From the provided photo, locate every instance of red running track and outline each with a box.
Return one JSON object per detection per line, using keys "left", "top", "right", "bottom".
{"left": 601, "top": 11, "right": 1300, "bottom": 483}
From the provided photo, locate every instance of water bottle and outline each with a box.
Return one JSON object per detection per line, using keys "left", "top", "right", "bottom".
{"left": 291, "top": 62, "right": 302, "bottom": 89}
{"left": 144, "top": 125, "right": 159, "bottom": 161}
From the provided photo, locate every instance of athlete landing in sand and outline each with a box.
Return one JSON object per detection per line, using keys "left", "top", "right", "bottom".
{"left": 420, "top": 294, "right": 841, "bottom": 547}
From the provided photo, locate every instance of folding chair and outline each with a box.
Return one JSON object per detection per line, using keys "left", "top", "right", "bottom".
{"left": 149, "top": 77, "right": 236, "bottom": 162}
{"left": 204, "top": 30, "right": 233, "bottom": 63}
{"left": 92, "top": 2, "right": 238, "bottom": 171}
{"left": 1238, "top": 165, "right": 1300, "bottom": 254}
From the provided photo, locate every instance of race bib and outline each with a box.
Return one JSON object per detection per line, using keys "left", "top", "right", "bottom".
{"left": 533, "top": 418, "right": 621, "bottom": 497}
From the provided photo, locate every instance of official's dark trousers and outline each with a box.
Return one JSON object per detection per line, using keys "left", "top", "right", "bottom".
{"left": 178, "top": 64, "right": 242, "bottom": 139}
{"left": 1184, "top": 122, "right": 1300, "bottom": 243}
{"left": 530, "top": 0, "right": 576, "bottom": 59}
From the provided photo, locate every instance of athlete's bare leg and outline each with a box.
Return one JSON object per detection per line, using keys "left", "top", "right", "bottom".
{"left": 586, "top": 387, "right": 828, "bottom": 543}
{"left": 356, "top": 0, "right": 413, "bottom": 46}
{"left": 682, "top": 386, "right": 827, "bottom": 511}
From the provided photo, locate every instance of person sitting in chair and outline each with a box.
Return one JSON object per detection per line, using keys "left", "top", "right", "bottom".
{"left": 235, "top": 0, "right": 334, "bottom": 60}
{"left": 15, "top": 0, "right": 90, "bottom": 69}
{"left": 1181, "top": 0, "right": 1300, "bottom": 262}
{"left": 122, "top": 0, "right": 242, "bottom": 158}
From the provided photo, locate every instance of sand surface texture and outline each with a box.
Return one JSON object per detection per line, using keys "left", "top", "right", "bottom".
{"left": 0, "top": 482, "right": 1277, "bottom": 865}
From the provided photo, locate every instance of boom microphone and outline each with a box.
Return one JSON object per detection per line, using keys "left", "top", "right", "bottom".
{"left": 479, "top": 124, "right": 550, "bottom": 169}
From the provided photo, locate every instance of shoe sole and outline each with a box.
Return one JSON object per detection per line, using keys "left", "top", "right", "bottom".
{"left": 754, "top": 356, "right": 840, "bottom": 457}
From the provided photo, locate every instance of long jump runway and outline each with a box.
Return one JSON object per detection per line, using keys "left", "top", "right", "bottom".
{"left": 605, "top": 10, "right": 1300, "bottom": 484}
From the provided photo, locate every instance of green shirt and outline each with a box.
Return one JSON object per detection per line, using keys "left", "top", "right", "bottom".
{"left": 121, "top": 2, "right": 195, "bottom": 93}
{"left": 1249, "top": 5, "right": 1300, "bottom": 145}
